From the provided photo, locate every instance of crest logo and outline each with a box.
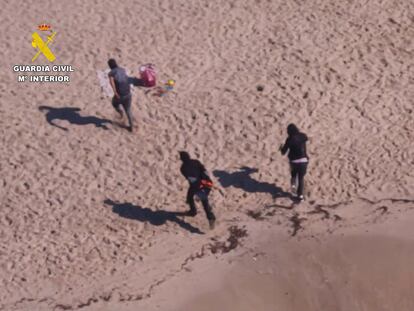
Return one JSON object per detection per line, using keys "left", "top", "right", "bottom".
{"left": 31, "top": 23, "right": 57, "bottom": 62}
{"left": 38, "top": 23, "right": 51, "bottom": 31}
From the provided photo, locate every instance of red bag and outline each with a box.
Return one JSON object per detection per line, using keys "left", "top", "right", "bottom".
{"left": 200, "top": 179, "right": 213, "bottom": 189}
{"left": 139, "top": 64, "right": 156, "bottom": 87}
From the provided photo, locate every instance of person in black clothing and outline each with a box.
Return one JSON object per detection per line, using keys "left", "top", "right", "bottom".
{"left": 179, "top": 151, "right": 216, "bottom": 229}
{"left": 280, "top": 124, "right": 309, "bottom": 201}
{"left": 108, "top": 58, "right": 134, "bottom": 132}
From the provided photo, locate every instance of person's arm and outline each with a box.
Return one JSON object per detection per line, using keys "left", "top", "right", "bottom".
{"left": 302, "top": 134, "right": 309, "bottom": 159}
{"left": 199, "top": 162, "right": 207, "bottom": 173}
{"left": 108, "top": 75, "right": 120, "bottom": 98}
{"left": 280, "top": 138, "right": 289, "bottom": 155}
{"left": 180, "top": 165, "right": 186, "bottom": 178}
{"left": 199, "top": 162, "right": 212, "bottom": 181}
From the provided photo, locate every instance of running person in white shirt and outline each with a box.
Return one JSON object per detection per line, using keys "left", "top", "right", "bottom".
{"left": 280, "top": 124, "right": 309, "bottom": 201}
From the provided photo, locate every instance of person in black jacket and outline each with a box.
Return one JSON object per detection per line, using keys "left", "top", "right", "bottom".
{"left": 179, "top": 151, "right": 216, "bottom": 229}
{"left": 280, "top": 124, "right": 309, "bottom": 201}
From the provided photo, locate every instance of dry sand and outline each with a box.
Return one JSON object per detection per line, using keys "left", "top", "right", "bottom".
{"left": 0, "top": 0, "right": 413, "bottom": 310}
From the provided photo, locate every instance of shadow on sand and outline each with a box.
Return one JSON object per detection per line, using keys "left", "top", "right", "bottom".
{"left": 104, "top": 199, "right": 203, "bottom": 234}
{"left": 213, "top": 166, "right": 293, "bottom": 200}
{"left": 39, "top": 106, "right": 112, "bottom": 131}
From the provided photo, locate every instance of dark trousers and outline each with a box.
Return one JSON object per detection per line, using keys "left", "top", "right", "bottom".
{"left": 186, "top": 187, "right": 215, "bottom": 221}
{"left": 290, "top": 162, "right": 308, "bottom": 196}
{"left": 112, "top": 94, "right": 133, "bottom": 128}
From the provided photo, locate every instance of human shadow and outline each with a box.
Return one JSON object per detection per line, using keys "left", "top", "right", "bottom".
{"left": 213, "top": 166, "right": 293, "bottom": 200}
{"left": 104, "top": 199, "right": 204, "bottom": 235}
{"left": 39, "top": 106, "right": 112, "bottom": 131}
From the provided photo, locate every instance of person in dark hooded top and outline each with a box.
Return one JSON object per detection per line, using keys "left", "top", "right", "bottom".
{"left": 179, "top": 151, "right": 216, "bottom": 229}
{"left": 280, "top": 124, "right": 309, "bottom": 201}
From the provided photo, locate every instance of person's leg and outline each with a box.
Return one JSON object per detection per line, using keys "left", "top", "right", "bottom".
{"left": 202, "top": 199, "right": 216, "bottom": 229}
{"left": 201, "top": 196, "right": 215, "bottom": 217}
{"left": 186, "top": 187, "right": 197, "bottom": 216}
{"left": 297, "top": 163, "right": 308, "bottom": 198}
{"left": 198, "top": 189, "right": 215, "bottom": 229}
{"left": 112, "top": 96, "right": 123, "bottom": 117}
{"left": 290, "top": 164, "right": 298, "bottom": 192}
{"left": 121, "top": 95, "right": 133, "bottom": 131}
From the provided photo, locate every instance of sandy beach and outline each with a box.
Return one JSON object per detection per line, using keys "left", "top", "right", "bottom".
{"left": 0, "top": 0, "right": 413, "bottom": 310}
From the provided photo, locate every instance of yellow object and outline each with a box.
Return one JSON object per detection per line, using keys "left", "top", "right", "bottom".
{"left": 31, "top": 31, "right": 56, "bottom": 62}
{"left": 166, "top": 79, "right": 175, "bottom": 87}
{"left": 38, "top": 24, "right": 51, "bottom": 31}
